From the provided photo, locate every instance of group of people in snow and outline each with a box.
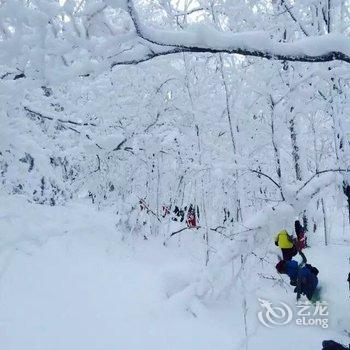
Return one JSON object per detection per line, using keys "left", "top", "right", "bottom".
{"left": 274, "top": 221, "right": 350, "bottom": 350}
{"left": 139, "top": 199, "right": 199, "bottom": 228}
{"left": 170, "top": 204, "right": 198, "bottom": 228}
{"left": 274, "top": 220, "right": 319, "bottom": 302}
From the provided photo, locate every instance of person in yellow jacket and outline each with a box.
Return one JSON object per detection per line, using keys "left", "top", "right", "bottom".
{"left": 274, "top": 229, "right": 297, "bottom": 260}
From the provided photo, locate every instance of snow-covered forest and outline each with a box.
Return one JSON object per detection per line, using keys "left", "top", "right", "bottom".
{"left": 0, "top": 0, "right": 349, "bottom": 349}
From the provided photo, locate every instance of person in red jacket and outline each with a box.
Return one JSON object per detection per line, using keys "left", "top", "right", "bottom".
{"left": 186, "top": 204, "right": 197, "bottom": 228}
{"left": 295, "top": 220, "right": 307, "bottom": 250}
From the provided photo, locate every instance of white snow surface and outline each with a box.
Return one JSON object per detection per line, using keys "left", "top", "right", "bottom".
{"left": 0, "top": 195, "right": 349, "bottom": 350}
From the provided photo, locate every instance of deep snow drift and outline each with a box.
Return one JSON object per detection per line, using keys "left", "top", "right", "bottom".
{"left": 0, "top": 195, "right": 349, "bottom": 350}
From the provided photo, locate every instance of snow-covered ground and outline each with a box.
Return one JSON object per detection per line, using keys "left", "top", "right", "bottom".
{"left": 0, "top": 196, "right": 349, "bottom": 350}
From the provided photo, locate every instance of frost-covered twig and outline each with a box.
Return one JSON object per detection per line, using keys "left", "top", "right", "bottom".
{"left": 209, "top": 226, "right": 261, "bottom": 240}
{"left": 280, "top": 0, "right": 309, "bottom": 37}
{"left": 209, "top": 226, "right": 233, "bottom": 240}
{"left": 136, "top": 197, "right": 161, "bottom": 222}
{"left": 24, "top": 107, "right": 103, "bottom": 149}
{"left": 251, "top": 251, "right": 273, "bottom": 265}
{"left": 173, "top": 7, "right": 210, "bottom": 17}
{"left": 257, "top": 273, "right": 289, "bottom": 292}
{"left": 144, "top": 112, "right": 160, "bottom": 133}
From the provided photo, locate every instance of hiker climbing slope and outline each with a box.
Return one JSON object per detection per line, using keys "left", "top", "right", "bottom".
{"left": 274, "top": 229, "right": 297, "bottom": 260}
{"left": 276, "top": 258, "right": 319, "bottom": 301}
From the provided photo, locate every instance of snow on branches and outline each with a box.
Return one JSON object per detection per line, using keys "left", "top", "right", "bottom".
{"left": 1, "top": 0, "right": 350, "bottom": 86}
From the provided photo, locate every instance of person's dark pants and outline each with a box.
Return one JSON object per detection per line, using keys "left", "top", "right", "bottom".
{"left": 281, "top": 247, "right": 297, "bottom": 260}
{"left": 303, "top": 275, "right": 318, "bottom": 300}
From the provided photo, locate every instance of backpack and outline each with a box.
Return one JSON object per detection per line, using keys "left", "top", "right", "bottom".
{"left": 305, "top": 263, "right": 319, "bottom": 276}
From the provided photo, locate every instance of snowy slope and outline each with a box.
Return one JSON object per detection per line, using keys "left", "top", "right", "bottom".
{"left": 0, "top": 196, "right": 349, "bottom": 350}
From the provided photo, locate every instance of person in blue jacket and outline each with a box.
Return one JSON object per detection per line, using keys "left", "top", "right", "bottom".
{"left": 276, "top": 259, "right": 319, "bottom": 300}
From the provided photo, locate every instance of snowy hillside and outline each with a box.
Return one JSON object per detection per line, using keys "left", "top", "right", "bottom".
{"left": 0, "top": 195, "right": 348, "bottom": 350}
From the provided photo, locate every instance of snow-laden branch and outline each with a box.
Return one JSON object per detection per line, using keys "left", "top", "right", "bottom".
{"left": 2, "top": 0, "right": 350, "bottom": 84}
{"left": 296, "top": 168, "right": 350, "bottom": 195}
{"left": 249, "top": 168, "right": 350, "bottom": 208}
{"left": 126, "top": 0, "right": 350, "bottom": 64}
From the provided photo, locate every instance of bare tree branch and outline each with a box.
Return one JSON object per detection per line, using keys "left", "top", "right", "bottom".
{"left": 24, "top": 107, "right": 97, "bottom": 127}
{"left": 173, "top": 7, "right": 209, "bottom": 17}
{"left": 1, "top": 71, "right": 26, "bottom": 80}
{"left": 144, "top": 112, "right": 160, "bottom": 133}
{"left": 24, "top": 107, "right": 103, "bottom": 149}
{"left": 112, "top": 138, "right": 128, "bottom": 151}
{"left": 170, "top": 226, "right": 201, "bottom": 237}
{"left": 249, "top": 169, "right": 282, "bottom": 190}
{"left": 296, "top": 168, "right": 350, "bottom": 195}
{"left": 137, "top": 197, "right": 162, "bottom": 222}
{"left": 91, "top": 155, "right": 101, "bottom": 173}
{"left": 280, "top": 0, "right": 309, "bottom": 37}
